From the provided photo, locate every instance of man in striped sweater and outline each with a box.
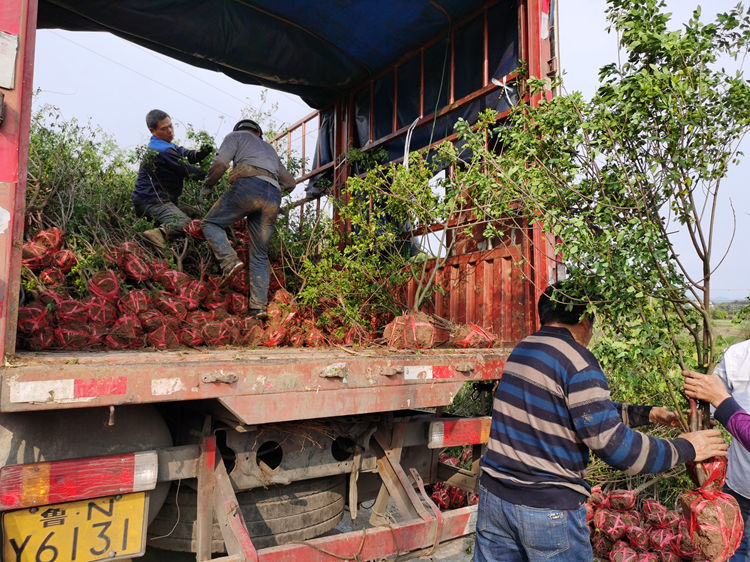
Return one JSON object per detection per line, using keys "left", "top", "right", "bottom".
{"left": 474, "top": 282, "right": 729, "bottom": 561}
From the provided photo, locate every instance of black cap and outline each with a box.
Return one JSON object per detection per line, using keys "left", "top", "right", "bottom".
{"left": 233, "top": 119, "right": 263, "bottom": 136}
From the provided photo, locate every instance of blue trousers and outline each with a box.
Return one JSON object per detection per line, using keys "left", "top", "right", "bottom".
{"left": 134, "top": 199, "right": 191, "bottom": 239}
{"left": 473, "top": 485, "right": 592, "bottom": 562}
{"left": 202, "top": 177, "right": 281, "bottom": 310}
{"left": 725, "top": 485, "right": 750, "bottom": 561}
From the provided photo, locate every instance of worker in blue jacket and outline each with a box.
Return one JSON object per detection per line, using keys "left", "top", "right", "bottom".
{"left": 132, "top": 109, "right": 212, "bottom": 248}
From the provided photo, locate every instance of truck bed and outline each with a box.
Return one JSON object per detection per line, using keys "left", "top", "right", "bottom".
{"left": 1, "top": 346, "right": 509, "bottom": 423}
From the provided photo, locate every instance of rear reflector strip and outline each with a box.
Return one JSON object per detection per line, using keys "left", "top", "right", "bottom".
{"left": 0, "top": 451, "right": 157, "bottom": 511}
{"left": 428, "top": 417, "right": 492, "bottom": 449}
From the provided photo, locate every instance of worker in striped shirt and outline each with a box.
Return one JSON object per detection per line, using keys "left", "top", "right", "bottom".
{"left": 474, "top": 281, "right": 729, "bottom": 561}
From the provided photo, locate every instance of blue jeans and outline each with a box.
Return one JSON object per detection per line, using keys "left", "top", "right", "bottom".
{"left": 134, "top": 199, "right": 191, "bottom": 239}
{"left": 202, "top": 177, "right": 281, "bottom": 309}
{"left": 473, "top": 485, "right": 592, "bottom": 562}
{"left": 725, "top": 485, "right": 750, "bottom": 561}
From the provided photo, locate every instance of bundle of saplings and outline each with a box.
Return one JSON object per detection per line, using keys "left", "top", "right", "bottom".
{"left": 587, "top": 459, "right": 743, "bottom": 562}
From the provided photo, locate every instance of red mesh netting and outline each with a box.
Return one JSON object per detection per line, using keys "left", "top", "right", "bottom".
{"left": 87, "top": 323, "right": 108, "bottom": 348}
{"left": 608, "top": 540, "right": 638, "bottom": 561}
{"left": 153, "top": 294, "right": 188, "bottom": 321}
{"left": 118, "top": 241, "right": 144, "bottom": 258}
{"left": 211, "top": 306, "right": 230, "bottom": 321}
{"left": 185, "top": 310, "right": 215, "bottom": 327}
{"left": 204, "top": 289, "right": 230, "bottom": 311}
{"left": 286, "top": 326, "right": 304, "bottom": 347}
{"left": 150, "top": 260, "right": 170, "bottom": 277}
{"left": 671, "top": 519, "right": 698, "bottom": 559}
{"left": 108, "top": 241, "right": 144, "bottom": 268}
{"left": 262, "top": 305, "right": 297, "bottom": 347}
{"left": 57, "top": 299, "right": 90, "bottom": 324}
{"left": 179, "top": 326, "right": 205, "bottom": 347}
{"left": 625, "top": 526, "right": 649, "bottom": 552}
{"left": 239, "top": 323, "right": 265, "bottom": 347}
{"left": 384, "top": 311, "right": 435, "bottom": 349}
{"left": 84, "top": 296, "right": 119, "bottom": 326}
{"left": 88, "top": 270, "right": 121, "bottom": 302}
{"left": 39, "top": 290, "right": 66, "bottom": 307}
{"left": 178, "top": 280, "right": 208, "bottom": 311}
{"left": 146, "top": 325, "right": 180, "bottom": 350}
{"left": 687, "top": 457, "right": 728, "bottom": 492}
{"left": 641, "top": 499, "right": 668, "bottom": 527}
{"left": 21, "top": 241, "right": 53, "bottom": 270}
{"left": 120, "top": 253, "right": 152, "bottom": 282}
{"left": 202, "top": 320, "right": 235, "bottom": 347}
{"left": 137, "top": 310, "right": 168, "bottom": 332}
{"left": 636, "top": 553, "right": 659, "bottom": 562}
{"left": 344, "top": 326, "right": 371, "bottom": 346}
{"left": 646, "top": 525, "right": 674, "bottom": 551}
{"left": 609, "top": 489, "right": 637, "bottom": 511}
{"left": 52, "top": 249, "right": 77, "bottom": 273}
{"left": 153, "top": 269, "right": 191, "bottom": 293}
{"left": 305, "top": 327, "right": 327, "bottom": 347}
{"left": 593, "top": 509, "right": 640, "bottom": 541}
{"left": 17, "top": 304, "right": 51, "bottom": 335}
{"left": 272, "top": 289, "right": 294, "bottom": 305}
{"left": 33, "top": 227, "right": 63, "bottom": 253}
{"left": 119, "top": 289, "right": 151, "bottom": 316}
{"left": 183, "top": 218, "right": 206, "bottom": 240}
{"left": 592, "top": 533, "right": 614, "bottom": 558}
{"left": 590, "top": 486, "right": 610, "bottom": 510}
{"left": 24, "top": 330, "right": 58, "bottom": 351}
{"left": 54, "top": 325, "right": 91, "bottom": 350}
{"left": 228, "top": 292, "right": 249, "bottom": 315}
{"left": 450, "top": 323, "right": 495, "bottom": 348}
{"left": 39, "top": 268, "right": 66, "bottom": 288}
{"left": 430, "top": 482, "right": 450, "bottom": 510}
{"left": 229, "top": 268, "right": 250, "bottom": 293}
{"left": 205, "top": 274, "right": 223, "bottom": 292}
{"left": 681, "top": 457, "right": 743, "bottom": 562}
{"left": 104, "top": 316, "right": 143, "bottom": 350}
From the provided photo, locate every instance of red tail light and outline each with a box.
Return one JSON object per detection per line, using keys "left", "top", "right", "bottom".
{"left": 428, "top": 417, "right": 491, "bottom": 448}
{"left": 0, "top": 451, "right": 157, "bottom": 511}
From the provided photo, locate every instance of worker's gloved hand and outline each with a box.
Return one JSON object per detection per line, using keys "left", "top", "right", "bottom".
{"left": 196, "top": 144, "right": 213, "bottom": 160}
{"left": 199, "top": 185, "right": 213, "bottom": 203}
{"left": 192, "top": 169, "right": 207, "bottom": 181}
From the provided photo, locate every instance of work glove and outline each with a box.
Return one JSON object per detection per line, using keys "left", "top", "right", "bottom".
{"left": 196, "top": 144, "right": 213, "bottom": 160}
{"left": 199, "top": 185, "right": 213, "bottom": 203}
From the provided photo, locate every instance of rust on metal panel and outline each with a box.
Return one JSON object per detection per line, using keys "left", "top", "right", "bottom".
{"left": 256, "top": 505, "right": 476, "bottom": 561}
{"left": 219, "top": 382, "right": 466, "bottom": 425}
{"left": 0, "top": 0, "right": 37, "bottom": 360}
{"left": 0, "top": 348, "right": 508, "bottom": 414}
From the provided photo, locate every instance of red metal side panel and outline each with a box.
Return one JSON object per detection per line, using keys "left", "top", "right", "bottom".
{"left": 406, "top": 245, "right": 531, "bottom": 347}
{"left": 0, "top": 0, "right": 36, "bottom": 360}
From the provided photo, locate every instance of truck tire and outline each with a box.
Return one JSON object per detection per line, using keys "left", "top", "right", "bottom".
{"left": 148, "top": 475, "right": 346, "bottom": 552}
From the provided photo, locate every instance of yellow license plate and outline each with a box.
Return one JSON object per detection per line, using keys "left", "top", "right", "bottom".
{"left": 2, "top": 492, "right": 148, "bottom": 562}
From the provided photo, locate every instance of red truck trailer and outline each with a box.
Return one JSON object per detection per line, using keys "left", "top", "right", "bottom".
{"left": 0, "top": 1, "right": 559, "bottom": 560}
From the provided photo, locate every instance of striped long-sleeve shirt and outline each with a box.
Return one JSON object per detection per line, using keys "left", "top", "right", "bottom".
{"left": 480, "top": 326, "right": 694, "bottom": 509}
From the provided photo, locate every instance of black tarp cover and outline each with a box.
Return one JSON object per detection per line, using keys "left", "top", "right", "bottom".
{"left": 37, "top": 0, "right": 492, "bottom": 109}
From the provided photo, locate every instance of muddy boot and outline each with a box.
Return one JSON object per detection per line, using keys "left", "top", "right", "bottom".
{"left": 248, "top": 308, "right": 268, "bottom": 320}
{"left": 219, "top": 260, "right": 244, "bottom": 288}
{"left": 142, "top": 228, "right": 167, "bottom": 249}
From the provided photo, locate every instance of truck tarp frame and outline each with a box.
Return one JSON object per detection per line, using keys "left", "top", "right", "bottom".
{"left": 36, "top": 0, "right": 492, "bottom": 109}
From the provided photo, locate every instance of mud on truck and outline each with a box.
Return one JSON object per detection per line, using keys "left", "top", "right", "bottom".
{"left": 0, "top": 1, "right": 559, "bottom": 560}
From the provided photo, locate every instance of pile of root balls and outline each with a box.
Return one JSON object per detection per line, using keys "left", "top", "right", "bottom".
{"left": 17, "top": 227, "right": 499, "bottom": 352}
{"left": 589, "top": 458, "right": 743, "bottom": 561}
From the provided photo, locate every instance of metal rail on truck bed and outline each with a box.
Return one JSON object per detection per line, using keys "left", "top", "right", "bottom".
{"left": 1, "top": 347, "right": 509, "bottom": 421}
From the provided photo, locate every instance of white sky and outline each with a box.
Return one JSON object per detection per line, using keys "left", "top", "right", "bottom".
{"left": 30, "top": 0, "right": 750, "bottom": 300}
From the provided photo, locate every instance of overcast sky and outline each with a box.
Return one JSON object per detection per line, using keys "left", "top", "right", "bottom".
{"left": 30, "top": 0, "right": 750, "bottom": 300}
